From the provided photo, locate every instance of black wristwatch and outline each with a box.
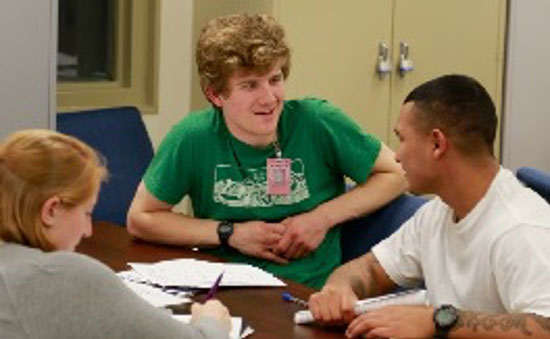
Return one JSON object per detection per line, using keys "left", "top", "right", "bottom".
{"left": 217, "top": 221, "right": 234, "bottom": 249}
{"left": 433, "top": 304, "right": 459, "bottom": 339}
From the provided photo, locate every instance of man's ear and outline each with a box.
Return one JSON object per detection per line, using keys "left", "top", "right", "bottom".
{"left": 431, "top": 128, "right": 448, "bottom": 159}
{"left": 41, "top": 196, "right": 61, "bottom": 228}
{"left": 204, "top": 86, "right": 223, "bottom": 108}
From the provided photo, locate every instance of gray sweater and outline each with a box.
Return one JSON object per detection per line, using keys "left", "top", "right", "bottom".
{"left": 0, "top": 243, "right": 228, "bottom": 339}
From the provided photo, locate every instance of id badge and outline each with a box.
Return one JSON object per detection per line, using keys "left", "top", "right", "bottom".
{"left": 266, "top": 158, "right": 291, "bottom": 195}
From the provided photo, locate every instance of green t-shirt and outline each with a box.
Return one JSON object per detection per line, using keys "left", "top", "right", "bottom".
{"left": 144, "top": 98, "right": 381, "bottom": 288}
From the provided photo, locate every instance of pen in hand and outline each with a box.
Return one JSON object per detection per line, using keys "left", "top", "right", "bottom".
{"left": 169, "top": 272, "right": 224, "bottom": 315}
{"left": 204, "top": 271, "right": 224, "bottom": 301}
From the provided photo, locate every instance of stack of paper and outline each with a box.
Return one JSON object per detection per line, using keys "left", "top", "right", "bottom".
{"left": 118, "top": 270, "right": 192, "bottom": 308}
{"left": 117, "top": 258, "right": 284, "bottom": 309}
{"left": 117, "top": 258, "right": 273, "bottom": 337}
{"left": 127, "top": 258, "right": 286, "bottom": 288}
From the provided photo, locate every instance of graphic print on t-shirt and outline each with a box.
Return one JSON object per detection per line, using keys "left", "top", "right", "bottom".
{"left": 213, "top": 158, "right": 310, "bottom": 207}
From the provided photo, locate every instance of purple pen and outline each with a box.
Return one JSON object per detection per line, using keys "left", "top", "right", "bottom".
{"left": 205, "top": 271, "right": 224, "bottom": 301}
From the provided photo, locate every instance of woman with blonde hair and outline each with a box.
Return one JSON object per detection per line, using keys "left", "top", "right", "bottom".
{"left": 0, "top": 129, "right": 230, "bottom": 339}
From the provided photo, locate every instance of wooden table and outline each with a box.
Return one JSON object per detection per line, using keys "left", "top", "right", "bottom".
{"left": 77, "top": 221, "right": 344, "bottom": 338}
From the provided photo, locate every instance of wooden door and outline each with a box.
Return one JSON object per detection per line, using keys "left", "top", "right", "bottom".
{"left": 388, "top": 0, "right": 507, "bottom": 151}
{"left": 274, "top": 0, "right": 394, "bottom": 142}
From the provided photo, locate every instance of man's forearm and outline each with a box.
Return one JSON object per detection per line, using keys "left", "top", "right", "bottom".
{"left": 127, "top": 210, "right": 220, "bottom": 247}
{"left": 314, "top": 171, "right": 408, "bottom": 230}
{"left": 450, "top": 311, "right": 550, "bottom": 339}
{"left": 325, "top": 253, "right": 395, "bottom": 299}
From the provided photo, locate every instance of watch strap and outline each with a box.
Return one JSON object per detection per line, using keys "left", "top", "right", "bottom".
{"left": 434, "top": 304, "right": 459, "bottom": 339}
{"left": 434, "top": 327, "right": 449, "bottom": 339}
{"left": 217, "top": 220, "right": 233, "bottom": 248}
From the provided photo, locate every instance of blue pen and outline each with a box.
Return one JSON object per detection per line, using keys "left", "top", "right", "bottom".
{"left": 205, "top": 272, "right": 224, "bottom": 300}
{"left": 282, "top": 292, "right": 308, "bottom": 308}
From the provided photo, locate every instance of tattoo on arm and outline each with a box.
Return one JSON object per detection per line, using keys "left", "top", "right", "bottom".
{"left": 532, "top": 314, "right": 550, "bottom": 332}
{"left": 456, "top": 311, "right": 531, "bottom": 336}
{"left": 455, "top": 311, "right": 550, "bottom": 336}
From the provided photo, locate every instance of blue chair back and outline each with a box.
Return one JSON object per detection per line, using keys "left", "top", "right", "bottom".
{"left": 340, "top": 193, "right": 427, "bottom": 263}
{"left": 516, "top": 167, "right": 550, "bottom": 204}
{"left": 57, "top": 106, "right": 154, "bottom": 226}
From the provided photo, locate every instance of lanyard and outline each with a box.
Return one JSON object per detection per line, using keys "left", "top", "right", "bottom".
{"left": 272, "top": 140, "right": 282, "bottom": 158}
{"left": 228, "top": 138, "right": 283, "bottom": 177}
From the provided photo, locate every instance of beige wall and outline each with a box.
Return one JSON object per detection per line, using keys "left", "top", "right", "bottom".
{"left": 142, "top": 0, "right": 193, "bottom": 149}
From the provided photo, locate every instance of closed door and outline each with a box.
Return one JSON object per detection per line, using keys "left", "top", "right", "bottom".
{"left": 272, "top": 1, "right": 505, "bottom": 151}
{"left": 389, "top": 0, "right": 506, "bottom": 150}
{"left": 274, "top": 0, "right": 393, "bottom": 143}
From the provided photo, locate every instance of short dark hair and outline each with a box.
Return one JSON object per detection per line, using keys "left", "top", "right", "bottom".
{"left": 404, "top": 74, "right": 497, "bottom": 156}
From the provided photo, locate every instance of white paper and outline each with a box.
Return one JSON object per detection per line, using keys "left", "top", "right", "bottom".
{"left": 118, "top": 270, "right": 192, "bottom": 307}
{"left": 172, "top": 314, "right": 253, "bottom": 339}
{"left": 128, "top": 258, "right": 285, "bottom": 288}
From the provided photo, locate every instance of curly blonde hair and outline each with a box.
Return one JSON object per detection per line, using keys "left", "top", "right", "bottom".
{"left": 0, "top": 129, "right": 107, "bottom": 251}
{"left": 196, "top": 13, "right": 291, "bottom": 96}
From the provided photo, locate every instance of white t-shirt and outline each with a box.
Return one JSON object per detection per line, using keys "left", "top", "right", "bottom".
{"left": 373, "top": 167, "right": 550, "bottom": 316}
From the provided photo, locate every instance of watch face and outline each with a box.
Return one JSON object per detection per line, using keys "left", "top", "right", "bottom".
{"left": 435, "top": 305, "right": 458, "bottom": 327}
{"left": 218, "top": 221, "right": 234, "bottom": 239}
{"left": 219, "top": 224, "right": 232, "bottom": 234}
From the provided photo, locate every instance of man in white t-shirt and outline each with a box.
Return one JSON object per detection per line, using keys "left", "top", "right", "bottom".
{"left": 308, "top": 74, "right": 550, "bottom": 338}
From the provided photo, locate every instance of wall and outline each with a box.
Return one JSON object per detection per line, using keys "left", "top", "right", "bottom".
{"left": 142, "top": 0, "right": 193, "bottom": 149}
{"left": 0, "top": 0, "right": 57, "bottom": 139}
{"left": 502, "top": 0, "right": 550, "bottom": 172}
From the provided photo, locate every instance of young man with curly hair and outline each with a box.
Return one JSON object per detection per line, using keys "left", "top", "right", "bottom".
{"left": 128, "top": 14, "right": 406, "bottom": 289}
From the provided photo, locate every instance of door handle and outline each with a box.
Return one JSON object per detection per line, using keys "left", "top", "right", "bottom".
{"left": 398, "top": 41, "right": 414, "bottom": 76}
{"left": 376, "top": 42, "right": 392, "bottom": 79}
